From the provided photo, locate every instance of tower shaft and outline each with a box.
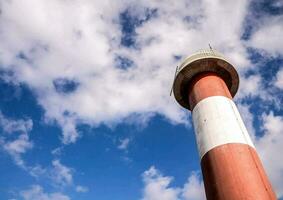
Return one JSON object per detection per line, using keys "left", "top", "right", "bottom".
{"left": 173, "top": 49, "right": 277, "bottom": 199}
{"left": 189, "top": 72, "right": 276, "bottom": 200}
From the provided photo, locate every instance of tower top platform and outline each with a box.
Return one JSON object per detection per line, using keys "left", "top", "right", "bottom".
{"left": 173, "top": 49, "right": 239, "bottom": 110}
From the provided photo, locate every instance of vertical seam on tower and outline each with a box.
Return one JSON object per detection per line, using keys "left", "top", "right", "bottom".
{"left": 229, "top": 99, "right": 250, "bottom": 146}
{"left": 222, "top": 94, "right": 245, "bottom": 199}
{"left": 249, "top": 147, "right": 274, "bottom": 199}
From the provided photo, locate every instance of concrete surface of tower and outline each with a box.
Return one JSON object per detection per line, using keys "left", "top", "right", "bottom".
{"left": 172, "top": 49, "right": 277, "bottom": 200}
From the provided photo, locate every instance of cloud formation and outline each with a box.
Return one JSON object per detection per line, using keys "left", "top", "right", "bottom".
{"left": 0, "top": 0, "right": 254, "bottom": 144}
{"left": 181, "top": 172, "right": 206, "bottom": 200}
{"left": 20, "top": 185, "right": 70, "bottom": 200}
{"left": 141, "top": 166, "right": 205, "bottom": 200}
{"left": 51, "top": 159, "right": 73, "bottom": 187}
{"left": 0, "top": 0, "right": 282, "bottom": 199}
{"left": 248, "top": 14, "right": 283, "bottom": 56}
{"left": 118, "top": 137, "right": 130, "bottom": 150}
{"left": 275, "top": 68, "right": 283, "bottom": 89}
{"left": 0, "top": 111, "right": 33, "bottom": 167}
{"left": 75, "top": 185, "right": 89, "bottom": 193}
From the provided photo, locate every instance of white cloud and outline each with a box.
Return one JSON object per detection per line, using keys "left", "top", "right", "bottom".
{"left": 117, "top": 138, "right": 130, "bottom": 150}
{"left": 141, "top": 166, "right": 205, "bottom": 200}
{"left": 51, "top": 159, "right": 73, "bottom": 187}
{"left": 27, "top": 160, "right": 83, "bottom": 191}
{"left": 29, "top": 165, "right": 47, "bottom": 178}
{"left": 275, "top": 68, "right": 283, "bottom": 89}
{"left": 51, "top": 146, "right": 64, "bottom": 156}
{"left": 0, "top": 112, "right": 76, "bottom": 191}
{"left": 75, "top": 185, "right": 89, "bottom": 193}
{"left": 3, "top": 134, "right": 33, "bottom": 154}
{"left": 255, "top": 112, "right": 283, "bottom": 198}
{"left": 235, "top": 73, "right": 280, "bottom": 109}
{"left": 20, "top": 185, "right": 70, "bottom": 200}
{"left": 0, "top": 113, "right": 76, "bottom": 189}
{"left": 0, "top": 0, "right": 253, "bottom": 144}
{"left": 0, "top": 111, "right": 33, "bottom": 168}
{"left": 0, "top": 112, "right": 33, "bottom": 134}
{"left": 182, "top": 172, "right": 206, "bottom": 200}
{"left": 2, "top": 134, "right": 33, "bottom": 167}
{"left": 248, "top": 15, "right": 283, "bottom": 56}
{"left": 236, "top": 74, "right": 261, "bottom": 99}
{"left": 142, "top": 166, "right": 181, "bottom": 200}
{"left": 237, "top": 103, "right": 256, "bottom": 140}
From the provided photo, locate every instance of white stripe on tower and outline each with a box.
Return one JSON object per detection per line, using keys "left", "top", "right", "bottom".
{"left": 192, "top": 96, "right": 255, "bottom": 158}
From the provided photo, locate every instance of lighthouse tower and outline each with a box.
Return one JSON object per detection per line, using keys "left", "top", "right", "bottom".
{"left": 173, "top": 49, "right": 277, "bottom": 200}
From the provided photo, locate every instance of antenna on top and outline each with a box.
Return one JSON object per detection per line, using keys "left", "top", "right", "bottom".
{"left": 170, "top": 66, "right": 179, "bottom": 96}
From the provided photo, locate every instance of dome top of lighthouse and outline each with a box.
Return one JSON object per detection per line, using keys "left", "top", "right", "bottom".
{"left": 172, "top": 49, "right": 239, "bottom": 110}
{"left": 179, "top": 49, "right": 228, "bottom": 72}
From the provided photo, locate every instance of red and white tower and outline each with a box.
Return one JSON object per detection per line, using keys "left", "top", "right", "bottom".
{"left": 173, "top": 49, "right": 277, "bottom": 200}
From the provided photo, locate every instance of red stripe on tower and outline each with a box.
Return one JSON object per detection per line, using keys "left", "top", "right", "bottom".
{"left": 173, "top": 49, "right": 277, "bottom": 200}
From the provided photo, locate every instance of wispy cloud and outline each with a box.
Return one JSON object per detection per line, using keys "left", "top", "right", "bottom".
{"left": 75, "top": 185, "right": 89, "bottom": 193}
{"left": 117, "top": 138, "right": 130, "bottom": 150}
{"left": 0, "top": 111, "right": 33, "bottom": 168}
{"left": 0, "top": 112, "right": 33, "bottom": 134}
{"left": 20, "top": 185, "right": 70, "bottom": 200}
{"left": 2, "top": 134, "right": 33, "bottom": 166}
{"left": 0, "top": 111, "right": 79, "bottom": 192}
{"left": 51, "top": 159, "right": 73, "bottom": 187}
{"left": 275, "top": 68, "right": 283, "bottom": 89}
{"left": 29, "top": 159, "right": 87, "bottom": 192}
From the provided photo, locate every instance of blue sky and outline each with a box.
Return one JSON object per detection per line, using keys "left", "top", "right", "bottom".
{"left": 0, "top": 0, "right": 283, "bottom": 199}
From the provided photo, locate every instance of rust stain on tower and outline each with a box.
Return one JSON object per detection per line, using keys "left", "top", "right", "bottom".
{"left": 172, "top": 49, "right": 277, "bottom": 200}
